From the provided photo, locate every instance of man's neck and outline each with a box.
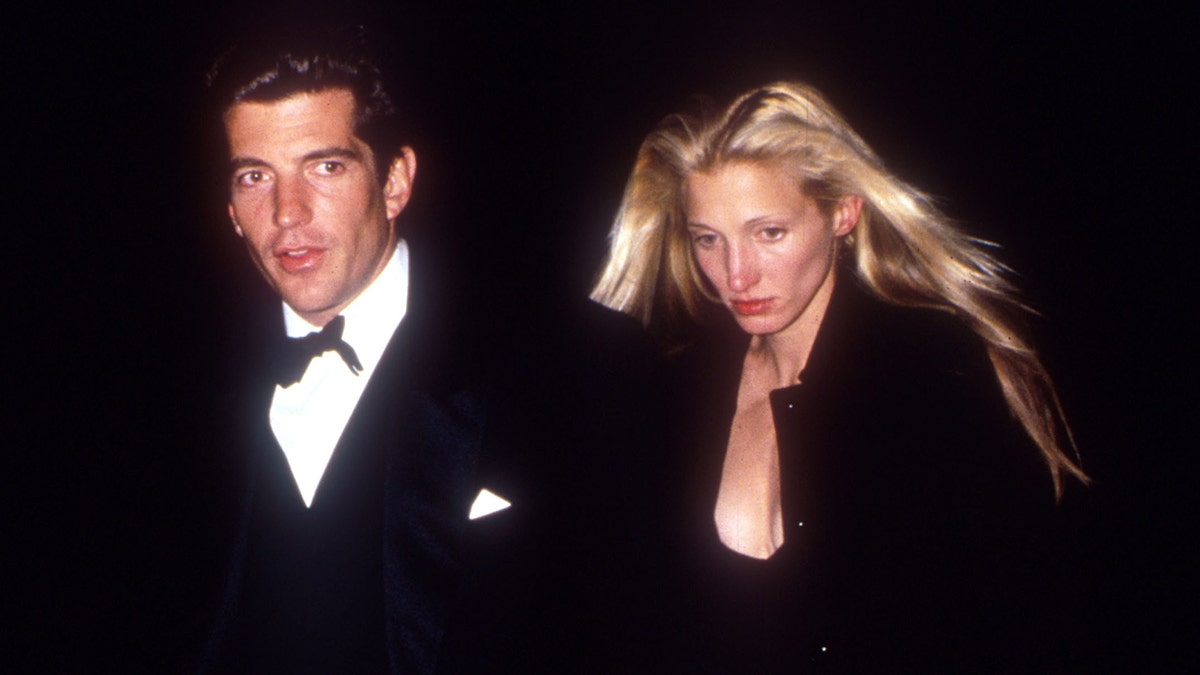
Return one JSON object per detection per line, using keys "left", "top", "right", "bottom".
{"left": 282, "top": 241, "right": 408, "bottom": 341}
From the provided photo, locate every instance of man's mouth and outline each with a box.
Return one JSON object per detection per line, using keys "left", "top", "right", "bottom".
{"left": 277, "top": 247, "right": 324, "bottom": 272}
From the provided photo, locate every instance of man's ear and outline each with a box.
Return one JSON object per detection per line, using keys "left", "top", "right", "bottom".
{"left": 832, "top": 195, "right": 864, "bottom": 237}
{"left": 228, "top": 204, "right": 244, "bottom": 237}
{"left": 384, "top": 147, "right": 418, "bottom": 221}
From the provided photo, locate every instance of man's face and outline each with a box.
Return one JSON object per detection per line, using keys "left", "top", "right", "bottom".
{"left": 225, "top": 88, "right": 416, "bottom": 327}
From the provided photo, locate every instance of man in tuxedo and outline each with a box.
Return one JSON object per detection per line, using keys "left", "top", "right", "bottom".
{"left": 196, "top": 26, "right": 665, "bottom": 673}
{"left": 195, "top": 26, "right": 489, "bottom": 672}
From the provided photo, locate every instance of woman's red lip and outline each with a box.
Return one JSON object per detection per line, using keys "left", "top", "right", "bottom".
{"left": 731, "top": 299, "right": 772, "bottom": 315}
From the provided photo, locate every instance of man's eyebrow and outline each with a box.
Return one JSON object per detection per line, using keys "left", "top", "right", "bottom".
{"left": 302, "top": 147, "right": 364, "bottom": 163}
{"left": 227, "top": 147, "right": 365, "bottom": 173}
{"left": 229, "top": 156, "right": 266, "bottom": 173}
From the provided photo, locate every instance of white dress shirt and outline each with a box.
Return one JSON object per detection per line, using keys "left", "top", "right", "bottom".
{"left": 269, "top": 241, "right": 410, "bottom": 507}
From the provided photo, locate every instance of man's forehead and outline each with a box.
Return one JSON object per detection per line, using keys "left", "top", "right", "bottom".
{"left": 224, "top": 88, "right": 359, "bottom": 128}
{"left": 224, "top": 88, "right": 367, "bottom": 160}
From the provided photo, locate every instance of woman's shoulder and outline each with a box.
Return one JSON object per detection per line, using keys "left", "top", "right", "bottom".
{"left": 822, "top": 280, "right": 1050, "bottom": 482}
{"left": 813, "top": 279, "right": 993, "bottom": 387}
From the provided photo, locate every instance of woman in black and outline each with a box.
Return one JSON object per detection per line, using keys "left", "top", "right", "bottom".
{"left": 591, "top": 82, "right": 1087, "bottom": 671}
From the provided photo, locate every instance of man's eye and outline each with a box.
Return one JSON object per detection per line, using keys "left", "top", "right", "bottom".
{"left": 314, "top": 161, "right": 345, "bottom": 175}
{"left": 235, "top": 170, "right": 267, "bottom": 187}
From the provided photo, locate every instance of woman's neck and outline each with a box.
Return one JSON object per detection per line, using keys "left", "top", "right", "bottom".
{"left": 747, "top": 269, "right": 837, "bottom": 388}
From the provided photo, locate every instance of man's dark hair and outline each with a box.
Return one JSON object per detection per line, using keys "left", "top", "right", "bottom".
{"left": 206, "top": 24, "right": 406, "bottom": 184}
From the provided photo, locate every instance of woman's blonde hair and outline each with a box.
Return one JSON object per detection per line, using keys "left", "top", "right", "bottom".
{"left": 591, "top": 81, "right": 1087, "bottom": 497}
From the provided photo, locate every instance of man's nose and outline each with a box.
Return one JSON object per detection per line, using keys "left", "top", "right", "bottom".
{"left": 273, "top": 175, "right": 312, "bottom": 229}
{"left": 726, "top": 245, "right": 760, "bottom": 293}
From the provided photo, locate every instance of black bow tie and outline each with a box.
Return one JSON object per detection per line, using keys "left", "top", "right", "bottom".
{"left": 274, "top": 315, "right": 364, "bottom": 387}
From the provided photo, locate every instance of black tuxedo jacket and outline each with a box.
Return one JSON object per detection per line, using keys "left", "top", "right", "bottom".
{"left": 197, "top": 241, "right": 665, "bottom": 673}
{"left": 197, "top": 243, "right": 489, "bottom": 673}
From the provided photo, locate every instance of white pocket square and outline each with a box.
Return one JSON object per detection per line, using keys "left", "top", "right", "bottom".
{"left": 468, "top": 488, "right": 511, "bottom": 520}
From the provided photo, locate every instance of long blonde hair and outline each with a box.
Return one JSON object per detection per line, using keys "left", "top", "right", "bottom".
{"left": 591, "top": 81, "right": 1087, "bottom": 497}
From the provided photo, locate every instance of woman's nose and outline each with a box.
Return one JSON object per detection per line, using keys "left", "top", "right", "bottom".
{"left": 726, "top": 245, "right": 760, "bottom": 292}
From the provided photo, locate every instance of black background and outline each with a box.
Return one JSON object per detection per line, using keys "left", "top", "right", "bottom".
{"left": 10, "top": 1, "right": 1192, "bottom": 670}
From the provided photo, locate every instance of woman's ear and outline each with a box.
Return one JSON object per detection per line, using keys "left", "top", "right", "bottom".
{"left": 832, "top": 195, "right": 864, "bottom": 236}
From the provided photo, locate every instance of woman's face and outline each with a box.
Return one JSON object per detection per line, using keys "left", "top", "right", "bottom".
{"left": 684, "top": 161, "right": 860, "bottom": 338}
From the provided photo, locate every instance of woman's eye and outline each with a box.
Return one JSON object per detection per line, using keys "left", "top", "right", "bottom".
{"left": 692, "top": 233, "right": 718, "bottom": 248}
